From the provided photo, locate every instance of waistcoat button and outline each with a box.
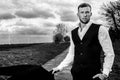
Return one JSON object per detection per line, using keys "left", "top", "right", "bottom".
{"left": 80, "top": 53, "right": 83, "bottom": 55}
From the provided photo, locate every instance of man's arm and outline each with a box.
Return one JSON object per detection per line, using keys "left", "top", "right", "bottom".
{"left": 56, "top": 32, "right": 74, "bottom": 70}
{"left": 98, "top": 26, "right": 115, "bottom": 76}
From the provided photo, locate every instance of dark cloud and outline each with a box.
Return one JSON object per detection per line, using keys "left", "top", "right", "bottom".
{"left": 43, "top": 22, "right": 55, "bottom": 27}
{"left": 15, "top": 8, "right": 55, "bottom": 19}
{"left": 0, "top": 13, "right": 16, "bottom": 20}
{"left": 57, "top": 10, "right": 78, "bottom": 22}
{"left": 33, "top": 8, "right": 55, "bottom": 19}
{"left": 15, "top": 11, "right": 39, "bottom": 18}
{"left": 16, "top": 27, "right": 49, "bottom": 35}
{"left": 61, "top": 13, "right": 78, "bottom": 22}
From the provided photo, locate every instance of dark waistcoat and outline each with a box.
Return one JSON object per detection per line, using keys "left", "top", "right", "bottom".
{"left": 71, "top": 23, "right": 102, "bottom": 71}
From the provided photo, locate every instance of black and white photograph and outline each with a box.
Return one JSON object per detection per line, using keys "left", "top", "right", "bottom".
{"left": 0, "top": 0, "right": 119, "bottom": 80}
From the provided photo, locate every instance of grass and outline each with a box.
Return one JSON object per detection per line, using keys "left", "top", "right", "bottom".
{"left": 0, "top": 42, "right": 70, "bottom": 80}
{"left": 0, "top": 42, "right": 70, "bottom": 67}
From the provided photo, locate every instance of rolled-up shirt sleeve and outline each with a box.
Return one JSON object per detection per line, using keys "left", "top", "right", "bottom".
{"left": 98, "top": 26, "right": 115, "bottom": 76}
{"left": 57, "top": 32, "right": 74, "bottom": 70}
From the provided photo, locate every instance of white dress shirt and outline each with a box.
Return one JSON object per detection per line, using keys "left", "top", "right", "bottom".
{"left": 56, "top": 21, "right": 115, "bottom": 76}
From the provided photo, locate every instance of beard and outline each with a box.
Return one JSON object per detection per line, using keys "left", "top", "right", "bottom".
{"left": 80, "top": 18, "right": 90, "bottom": 24}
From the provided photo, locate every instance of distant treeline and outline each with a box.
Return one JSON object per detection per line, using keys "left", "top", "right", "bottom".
{"left": 0, "top": 43, "right": 43, "bottom": 51}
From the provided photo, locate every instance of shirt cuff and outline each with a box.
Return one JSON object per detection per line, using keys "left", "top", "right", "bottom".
{"left": 102, "top": 68, "right": 111, "bottom": 76}
{"left": 57, "top": 64, "right": 65, "bottom": 70}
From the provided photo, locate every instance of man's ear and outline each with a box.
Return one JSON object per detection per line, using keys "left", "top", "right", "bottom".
{"left": 90, "top": 12, "right": 92, "bottom": 16}
{"left": 77, "top": 13, "right": 79, "bottom": 17}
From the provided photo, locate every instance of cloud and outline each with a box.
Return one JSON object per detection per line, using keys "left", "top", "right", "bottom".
{"left": 82, "top": 0, "right": 92, "bottom": 4}
{"left": 41, "top": 0, "right": 75, "bottom": 8}
{"left": 33, "top": 8, "right": 55, "bottom": 19}
{"left": 0, "top": 18, "right": 53, "bottom": 35}
{"left": 0, "top": 13, "right": 16, "bottom": 20}
{"left": 11, "top": 0, "right": 36, "bottom": 9}
{"left": 0, "top": 0, "right": 14, "bottom": 10}
{"left": 12, "top": 19, "right": 52, "bottom": 35}
{"left": 15, "top": 27, "right": 49, "bottom": 35}
{"left": 43, "top": 22, "right": 55, "bottom": 28}
{"left": 15, "top": 10, "right": 39, "bottom": 18}
{"left": 15, "top": 8, "right": 55, "bottom": 19}
{"left": 15, "top": 20, "right": 33, "bottom": 27}
{"left": 11, "top": 0, "right": 23, "bottom": 8}
{"left": 57, "top": 9, "right": 78, "bottom": 22}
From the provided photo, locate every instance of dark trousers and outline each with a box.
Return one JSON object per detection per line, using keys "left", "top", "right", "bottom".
{"left": 71, "top": 66, "right": 101, "bottom": 80}
{"left": 0, "top": 65, "right": 54, "bottom": 80}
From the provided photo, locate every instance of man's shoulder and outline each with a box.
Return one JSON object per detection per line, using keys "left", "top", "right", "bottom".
{"left": 91, "top": 23, "right": 101, "bottom": 27}
{"left": 71, "top": 27, "right": 79, "bottom": 32}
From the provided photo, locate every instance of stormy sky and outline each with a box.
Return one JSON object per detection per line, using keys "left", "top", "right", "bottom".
{"left": 0, "top": 0, "right": 117, "bottom": 35}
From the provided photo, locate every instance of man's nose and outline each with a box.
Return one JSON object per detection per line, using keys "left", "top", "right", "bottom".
{"left": 83, "top": 13, "right": 87, "bottom": 17}
{"left": 83, "top": 13, "right": 87, "bottom": 16}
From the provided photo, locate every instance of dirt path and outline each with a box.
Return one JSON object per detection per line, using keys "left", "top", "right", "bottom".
{"left": 43, "top": 48, "right": 72, "bottom": 80}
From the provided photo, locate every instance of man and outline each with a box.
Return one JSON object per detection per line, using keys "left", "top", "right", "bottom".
{"left": 52, "top": 3, "right": 115, "bottom": 80}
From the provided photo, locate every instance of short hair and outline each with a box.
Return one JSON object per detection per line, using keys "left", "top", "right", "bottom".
{"left": 78, "top": 3, "right": 92, "bottom": 11}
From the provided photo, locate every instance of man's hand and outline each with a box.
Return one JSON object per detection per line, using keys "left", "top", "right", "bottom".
{"left": 52, "top": 67, "right": 62, "bottom": 74}
{"left": 93, "top": 73, "right": 108, "bottom": 80}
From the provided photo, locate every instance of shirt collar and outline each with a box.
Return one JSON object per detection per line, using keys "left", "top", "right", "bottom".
{"left": 77, "top": 20, "right": 93, "bottom": 29}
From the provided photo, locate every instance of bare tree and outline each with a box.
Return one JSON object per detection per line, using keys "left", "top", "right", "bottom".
{"left": 53, "top": 23, "right": 69, "bottom": 44}
{"left": 101, "top": 1, "right": 120, "bottom": 42}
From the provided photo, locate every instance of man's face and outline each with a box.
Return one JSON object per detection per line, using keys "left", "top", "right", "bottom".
{"left": 77, "top": 7, "right": 92, "bottom": 24}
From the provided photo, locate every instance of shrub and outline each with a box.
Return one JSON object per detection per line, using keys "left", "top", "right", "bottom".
{"left": 64, "top": 36, "right": 70, "bottom": 42}
{"left": 53, "top": 33, "right": 64, "bottom": 44}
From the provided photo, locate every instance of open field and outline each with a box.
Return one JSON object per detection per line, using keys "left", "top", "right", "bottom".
{"left": 0, "top": 42, "right": 70, "bottom": 67}
{"left": 0, "top": 42, "right": 70, "bottom": 80}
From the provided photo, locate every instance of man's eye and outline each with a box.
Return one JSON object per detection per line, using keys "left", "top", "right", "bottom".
{"left": 86, "top": 11, "right": 90, "bottom": 13}
{"left": 80, "top": 12, "right": 84, "bottom": 13}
